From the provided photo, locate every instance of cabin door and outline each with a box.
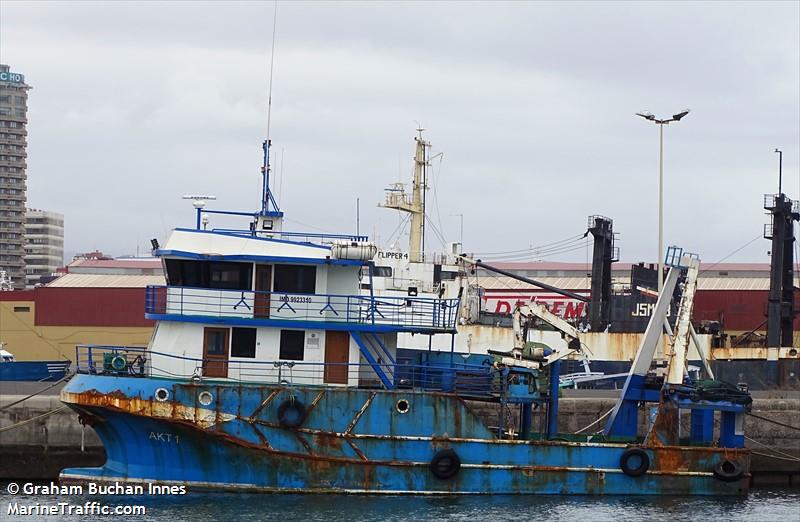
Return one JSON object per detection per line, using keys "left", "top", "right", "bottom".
{"left": 202, "top": 327, "right": 229, "bottom": 378}
{"left": 254, "top": 265, "right": 272, "bottom": 318}
{"left": 324, "top": 331, "right": 350, "bottom": 385}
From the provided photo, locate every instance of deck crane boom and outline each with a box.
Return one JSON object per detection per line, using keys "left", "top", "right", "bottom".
{"left": 457, "top": 255, "right": 587, "bottom": 369}
{"left": 458, "top": 256, "right": 589, "bottom": 303}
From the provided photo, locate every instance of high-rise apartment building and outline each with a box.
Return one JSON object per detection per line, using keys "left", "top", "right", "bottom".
{"left": 0, "top": 64, "right": 30, "bottom": 288}
{"left": 25, "top": 209, "right": 64, "bottom": 287}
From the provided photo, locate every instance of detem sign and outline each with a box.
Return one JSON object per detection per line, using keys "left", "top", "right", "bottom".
{"left": 0, "top": 71, "right": 25, "bottom": 83}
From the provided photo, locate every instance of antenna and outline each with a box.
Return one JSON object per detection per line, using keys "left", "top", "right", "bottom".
{"left": 259, "top": 1, "right": 282, "bottom": 218}
{"left": 183, "top": 195, "right": 217, "bottom": 229}
{"left": 775, "top": 148, "right": 783, "bottom": 196}
{"left": 266, "top": 1, "right": 278, "bottom": 142}
{"left": 182, "top": 195, "right": 217, "bottom": 209}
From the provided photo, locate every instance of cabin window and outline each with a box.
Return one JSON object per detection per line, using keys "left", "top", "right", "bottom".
{"left": 231, "top": 327, "right": 257, "bottom": 358}
{"left": 165, "top": 259, "right": 252, "bottom": 291}
{"left": 374, "top": 266, "right": 392, "bottom": 277}
{"left": 441, "top": 270, "right": 459, "bottom": 281}
{"left": 361, "top": 266, "right": 392, "bottom": 278}
{"left": 273, "top": 265, "right": 316, "bottom": 294}
{"left": 205, "top": 328, "right": 228, "bottom": 356}
{"left": 13, "top": 306, "right": 29, "bottom": 312}
{"left": 279, "top": 330, "right": 305, "bottom": 360}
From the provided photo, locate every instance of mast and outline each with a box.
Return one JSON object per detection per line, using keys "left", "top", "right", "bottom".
{"left": 255, "top": 2, "right": 284, "bottom": 234}
{"left": 380, "top": 129, "right": 430, "bottom": 262}
{"left": 764, "top": 192, "right": 798, "bottom": 347}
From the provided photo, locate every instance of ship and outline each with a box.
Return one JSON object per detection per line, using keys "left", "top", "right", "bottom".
{"left": 369, "top": 133, "right": 799, "bottom": 390}
{"left": 59, "top": 137, "right": 752, "bottom": 495}
{"left": 0, "top": 267, "right": 71, "bottom": 382}
{"left": 0, "top": 344, "right": 70, "bottom": 381}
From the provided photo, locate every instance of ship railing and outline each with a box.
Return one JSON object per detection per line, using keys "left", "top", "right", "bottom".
{"left": 191, "top": 209, "right": 367, "bottom": 243}
{"left": 74, "top": 345, "right": 497, "bottom": 397}
{"left": 210, "top": 228, "right": 369, "bottom": 244}
{"left": 74, "top": 345, "right": 150, "bottom": 377}
{"left": 145, "top": 285, "right": 460, "bottom": 332}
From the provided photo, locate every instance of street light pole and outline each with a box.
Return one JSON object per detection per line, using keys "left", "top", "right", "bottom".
{"left": 636, "top": 109, "right": 690, "bottom": 293}
{"left": 658, "top": 123, "right": 664, "bottom": 294}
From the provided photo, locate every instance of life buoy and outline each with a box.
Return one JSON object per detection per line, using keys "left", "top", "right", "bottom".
{"left": 430, "top": 449, "right": 461, "bottom": 480}
{"left": 110, "top": 355, "right": 127, "bottom": 372}
{"left": 620, "top": 448, "right": 650, "bottom": 477}
{"left": 713, "top": 459, "right": 744, "bottom": 482}
{"left": 277, "top": 399, "right": 307, "bottom": 429}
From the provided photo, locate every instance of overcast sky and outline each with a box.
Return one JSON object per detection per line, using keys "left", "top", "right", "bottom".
{"left": 1, "top": 1, "right": 798, "bottom": 264}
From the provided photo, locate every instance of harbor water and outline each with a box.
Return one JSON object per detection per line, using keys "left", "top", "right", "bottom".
{"left": 2, "top": 484, "right": 798, "bottom": 521}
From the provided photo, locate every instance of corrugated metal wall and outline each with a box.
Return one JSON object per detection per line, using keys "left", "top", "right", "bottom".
{"left": 33, "top": 288, "right": 154, "bottom": 327}
{"left": 693, "top": 289, "right": 800, "bottom": 331}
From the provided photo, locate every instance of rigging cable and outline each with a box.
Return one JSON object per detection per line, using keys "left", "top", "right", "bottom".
{"left": 385, "top": 213, "right": 412, "bottom": 248}
{"left": 0, "top": 373, "right": 72, "bottom": 411}
{"left": 485, "top": 241, "right": 591, "bottom": 261}
{"left": 698, "top": 233, "right": 762, "bottom": 276}
{"left": 745, "top": 436, "right": 800, "bottom": 462}
{"left": 573, "top": 407, "right": 614, "bottom": 434}
{"left": 482, "top": 242, "right": 589, "bottom": 260}
{"left": 424, "top": 215, "right": 448, "bottom": 250}
{"left": 745, "top": 412, "right": 800, "bottom": 432}
{"left": 0, "top": 406, "right": 69, "bottom": 433}
{"left": 481, "top": 241, "right": 587, "bottom": 260}
{"left": 473, "top": 233, "right": 586, "bottom": 256}
{"left": 429, "top": 151, "right": 446, "bottom": 248}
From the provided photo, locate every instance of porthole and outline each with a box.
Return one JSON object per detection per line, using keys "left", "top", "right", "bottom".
{"left": 198, "top": 391, "right": 213, "bottom": 406}
{"left": 396, "top": 399, "right": 410, "bottom": 414}
{"left": 154, "top": 388, "right": 170, "bottom": 402}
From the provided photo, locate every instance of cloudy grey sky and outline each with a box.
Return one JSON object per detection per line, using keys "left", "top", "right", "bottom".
{"left": 1, "top": 1, "right": 798, "bottom": 264}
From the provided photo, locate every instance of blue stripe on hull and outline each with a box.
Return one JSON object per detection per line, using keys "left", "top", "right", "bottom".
{"left": 0, "top": 360, "right": 70, "bottom": 381}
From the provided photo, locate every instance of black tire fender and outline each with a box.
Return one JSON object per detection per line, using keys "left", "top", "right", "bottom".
{"left": 430, "top": 448, "right": 461, "bottom": 480}
{"left": 620, "top": 448, "right": 650, "bottom": 477}
{"left": 713, "top": 459, "right": 744, "bottom": 482}
{"left": 277, "top": 399, "right": 307, "bottom": 429}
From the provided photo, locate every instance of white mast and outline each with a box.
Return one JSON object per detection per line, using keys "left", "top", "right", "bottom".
{"left": 380, "top": 129, "right": 430, "bottom": 262}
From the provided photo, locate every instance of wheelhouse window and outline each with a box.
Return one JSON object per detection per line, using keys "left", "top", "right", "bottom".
{"left": 209, "top": 262, "right": 250, "bottom": 290}
{"left": 273, "top": 265, "right": 316, "bottom": 294}
{"left": 231, "top": 327, "right": 257, "bottom": 358}
{"left": 279, "top": 330, "right": 305, "bottom": 360}
{"left": 165, "top": 259, "right": 252, "bottom": 291}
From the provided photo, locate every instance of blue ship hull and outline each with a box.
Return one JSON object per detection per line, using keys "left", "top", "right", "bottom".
{"left": 0, "top": 360, "right": 70, "bottom": 381}
{"left": 60, "top": 374, "right": 750, "bottom": 495}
